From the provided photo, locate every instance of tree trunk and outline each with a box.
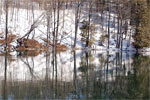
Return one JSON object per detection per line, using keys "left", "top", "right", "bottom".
{"left": 5, "top": 0, "right": 8, "bottom": 51}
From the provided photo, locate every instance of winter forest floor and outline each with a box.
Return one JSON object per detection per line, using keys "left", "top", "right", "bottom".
{"left": 0, "top": 1, "right": 137, "bottom": 54}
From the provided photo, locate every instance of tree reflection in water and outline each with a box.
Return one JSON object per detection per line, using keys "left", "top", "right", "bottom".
{"left": 0, "top": 51, "right": 150, "bottom": 99}
{"left": 2, "top": 51, "right": 8, "bottom": 100}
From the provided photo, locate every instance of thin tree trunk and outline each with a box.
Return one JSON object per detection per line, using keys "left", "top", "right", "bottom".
{"left": 53, "top": 0, "right": 56, "bottom": 48}
{"left": 73, "top": 0, "right": 80, "bottom": 48}
{"left": 86, "top": 0, "right": 92, "bottom": 47}
{"left": 73, "top": 51, "right": 77, "bottom": 97}
{"left": 3, "top": 51, "right": 8, "bottom": 99}
{"left": 56, "top": 0, "right": 60, "bottom": 44}
{"left": 108, "top": 1, "right": 111, "bottom": 49}
{"left": 5, "top": 0, "right": 8, "bottom": 51}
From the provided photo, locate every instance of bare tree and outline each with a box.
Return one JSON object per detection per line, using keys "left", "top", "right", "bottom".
{"left": 73, "top": 0, "right": 82, "bottom": 48}
{"left": 86, "top": 0, "right": 93, "bottom": 47}
{"left": 5, "top": 0, "right": 8, "bottom": 51}
{"left": 107, "top": 0, "right": 111, "bottom": 49}
{"left": 55, "top": 0, "right": 61, "bottom": 44}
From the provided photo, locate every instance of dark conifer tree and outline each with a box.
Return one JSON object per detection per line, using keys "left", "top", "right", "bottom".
{"left": 133, "top": 0, "right": 150, "bottom": 49}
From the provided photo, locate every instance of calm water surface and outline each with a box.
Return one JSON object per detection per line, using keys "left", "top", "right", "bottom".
{"left": 0, "top": 50, "right": 150, "bottom": 99}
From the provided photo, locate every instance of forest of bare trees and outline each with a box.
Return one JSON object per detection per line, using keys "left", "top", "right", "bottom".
{"left": 0, "top": 0, "right": 150, "bottom": 52}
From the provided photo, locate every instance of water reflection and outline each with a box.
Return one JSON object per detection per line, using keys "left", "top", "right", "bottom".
{"left": 0, "top": 51, "right": 150, "bottom": 99}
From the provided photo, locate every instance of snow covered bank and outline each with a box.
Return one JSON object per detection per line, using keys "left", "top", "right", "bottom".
{"left": 0, "top": 6, "right": 135, "bottom": 51}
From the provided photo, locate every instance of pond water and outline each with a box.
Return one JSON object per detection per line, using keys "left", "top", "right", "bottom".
{"left": 0, "top": 50, "right": 150, "bottom": 99}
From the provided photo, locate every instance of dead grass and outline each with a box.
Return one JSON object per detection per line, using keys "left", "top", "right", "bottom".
{"left": 0, "top": 36, "right": 68, "bottom": 52}
{"left": 0, "top": 34, "right": 16, "bottom": 44}
{"left": 18, "top": 50, "right": 42, "bottom": 57}
{"left": 42, "top": 38, "right": 68, "bottom": 51}
{"left": 72, "top": 47, "right": 81, "bottom": 51}
{"left": 0, "top": 34, "right": 17, "bottom": 51}
{"left": 55, "top": 43, "right": 68, "bottom": 51}
{"left": 22, "top": 39, "right": 43, "bottom": 49}
{"left": 16, "top": 38, "right": 46, "bottom": 51}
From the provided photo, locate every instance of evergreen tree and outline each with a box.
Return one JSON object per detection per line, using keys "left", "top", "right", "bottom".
{"left": 80, "top": 20, "right": 96, "bottom": 47}
{"left": 133, "top": 0, "right": 150, "bottom": 49}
